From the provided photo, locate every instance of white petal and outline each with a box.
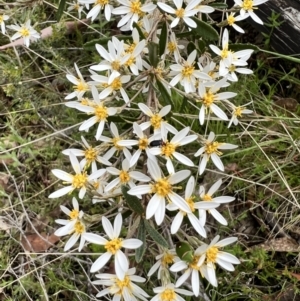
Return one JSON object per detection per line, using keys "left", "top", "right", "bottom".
{"left": 122, "top": 239, "right": 143, "bottom": 249}
{"left": 102, "top": 216, "right": 115, "bottom": 239}
{"left": 115, "top": 250, "right": 129, "bottom": 279}
{"left": 114, "top": 213, "right": 122, "bottom": 238}
{"left": 171, "top": 212, "right": 184, "bottom": 234}
{"left": 90, "top": 252, "right": 112, "bottom": 273}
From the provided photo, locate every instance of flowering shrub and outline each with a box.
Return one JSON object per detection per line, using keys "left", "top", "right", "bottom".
{"left": 1, "top": 0, "right": 269, "bottom": 298}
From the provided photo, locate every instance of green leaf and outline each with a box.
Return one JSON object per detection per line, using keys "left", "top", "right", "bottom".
{"left": 135, "top": 220, "right": 146, "bottom": 263}
{"left": 121, "top": 186, "right": 144, "bottom": 215}
{"left": 148, "top": 42, "right": 159, "bottom": 67}
{"left": 258, "top": 48, "right": 300, "bottom": 63}
{"left": 229, "top": 43, "right": 259, "bottom": 52}
{"left": 133, "top": 22, "right": 146, "bottom": 40}
{"left": 144, "top": 219, "right": 169, "bottom": 248}
{"left": 176, "top": 31, "right": 194, "bottom": 39}
{"left": 176, "top": 242, "right": 194, "bottom": 263}
{"left": 210, "top": 2, "right": 228, "bottom": 9}
{"left": 190, "top": 18, "right": 219, "bottom": 41}
{"left": 159, "top": 22, "right": 168, "bottom": 56}
{"left": 56, "top": 0, "right": 66, "bottom": 21}
{"left": 156, "top": 79, "right": 173, "bottom": 106}
{"left": 187, "top": 42, "right": 196, "bottom": 56}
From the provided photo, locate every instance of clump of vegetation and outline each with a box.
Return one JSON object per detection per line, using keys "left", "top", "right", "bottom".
{"left": 1, "top": 0, "right": 300, "bottom": 300}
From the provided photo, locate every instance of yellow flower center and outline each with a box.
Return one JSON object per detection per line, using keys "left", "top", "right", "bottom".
{"left": 96, "top": 0, "right": 109, "bottom": 6}
{"left": 167, "top": 42, "right": 176, "bottom": 53}
{"left": 234, "top": 106, "right": 243, "bottom": 117}
{"left": 115, "top": 276, "right": 131, "bottom": 293}
{"left": 220, "top": 46, "right": 230, "bottom": 59}
{"left": 161, "top": 288, "right": 176, "bottom": 301}
{"left": 105, "top": 238, "right": 123, "bottom": 254}
{"left": 151, "top": 178, "right": 172, "bottom": 197}
{"left": 74, "top": 3, "right": 80, "bottom": 10}
{"left": 203, "top": 91, "right": 215, "bottom": 107}
{"left": 205, "top": 141, "right": 223, "bottom": 156}
{"left": 119, "top": 170, "right": 130, "bottom": 183}
{"left": 189, "top": 255, "right": 200, "bottom": 270}
{"left": 95, "top": 105, "right": 108, "bottom": 121}
{"left": 80, "top": 97, "right": 90, "bottom": 106}
{"left": 74, "top": 220, "right": 85, "bottom": 234}
{"left": 0, "top": 16, "right": 4, "bottom": 22}
{"left": 181, "top": 65, "right": 194, "bottom": 79}
{"left": 19, "top": 27, "right": 30, "bottom": 37}
{"left": 130, "top": 0, "right": 142, "bottom": 14}
{"left": 228, "top": 65, "right": 236, "bottom": 72}
{"left": 125, "top": 56, "right": 135, "bottom": 67}
{"left": 110, "top": 77, "right": 122, "bottom": 91}
{"left": 69, "top": 209, "right": 80, "bottom": 220}
{"left": 162, "top": 253, "right": 175, "bottom": 266}
{"left": 150, "top": 114, "right": 162, "bottom": 129}
{"left": 72, "top": 172, "right": 88, "bottom": 188}
{"left": 186, "top": 196, "right": 195, "bottom": 212}
{"left": 161, "top": 141, "right": 176, "bottom": 158}
{"left": 74, "top": 80, "right": 89, "bottom": 92}
{"left": 202, "top": 194, "right": 212, "bottom": 201}
{"left": 242, "top": 0, "right": 254, "bottom": 11}
{"left": 175, "top": 7, "right": 185, "bottom": 18}
{"left": 126, "top": 42, "right": 136, "bottom": 54}
{"left": 138, "top": 138, "right": 149, "bottom": 150}
{"left": 206, "top": 246, "right": 219, "bottom": 263}
{"left": 227, "top": 14, "right": 235, "bottom": 25}
{"left": 111, "top": 60, "right": 121, "bottom": 71}
{"left": 84, "top": 147, "right": 97, "bottom": 164}
{"left": 112, "top": 137, "right": 123, "bottom": 151}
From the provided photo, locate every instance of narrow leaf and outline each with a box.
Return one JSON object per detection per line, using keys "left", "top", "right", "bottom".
{"left": 156, "top": 79, "right": 173, "bottom": 106}
{"left": 135, "top": 220, "right": 146, "bottom": 263}
{"left": 56, "top": 0, "right": 67, "bottom": 21}
{"left": 230, "top": 43, "right": 259, "bottom": 52}
{"left": 159, "top": 22, "right": 168, "bottom": 56}
{"left": 122, "top": 186, "right": 144, "bottom": 215}
{"left": 133, "top": 22, "right": 146, "bottom": 40}
{"left": 148, "top": 42, "right": 159, "bottom": 67}
{"left": 144, "top": 219, "right": 169, "bottom": 248}
{"left": 191, "top": 18, "right": 219, "bottom": 41}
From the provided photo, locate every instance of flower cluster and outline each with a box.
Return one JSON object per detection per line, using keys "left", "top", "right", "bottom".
{"left": 42, "top": 0, "right": 270, "bottom": 298}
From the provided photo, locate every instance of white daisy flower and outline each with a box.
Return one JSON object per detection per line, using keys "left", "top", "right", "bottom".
{"left": 7, "top": 20, "right": 40, "bottom": 48}
{"left": 83, "top": 213, "right": 143, "bottom": 279}
{"left": 228, "top": 103, "right": 253, "bottom": 127}
{"left": 62, "top": 136, "right": 112, "bottom": 173}
{"left": 117, "top": 122, "right": 156, "bottom": 167}
{"left": 0, "top": 14, "right": 9, "bottom": 34}
{"left": 223, "top": 63, "right": 253, "bottom": 82}
{"left": 165, "top": 31, "right": 185, "bottom": 63}
{"left": 194, "top": 132, "right": 238, "bottom": 175}
{"left": 157, "top": 0, "right": 202, "bottom": 28}
{"left": 197, "top": 235, "right": 240, "bottom": 287}
{"left": 149, "top": 126, "right": 197, "bottom": 174}
{"left": 65, "top": 63, "right": 90, "bottom": 100}
{"left": 48, "top": 152, "right": 106, "bottom": 199}
{"left": 128, "top": 159, "right": 191, "bottom": 225}
{"left": 90, "top": 38, "right": 129, "bottom": 80}
{"left": 98, "top": 122, "right": 133, "bottom": 161}
{"left": 80, "top": 0, "right": 113, "bottom": 21}
{"left": 138, "top": 103, "right": 178, "bottom": 140}
{"left": 105, "top": 158, "right": 151, "bottom": 192}
{"left": 91, "top": 72, "right": 131, "bottom": 104}
{"left": 169, "top": 49, "right": 211, "bottom": 93}
{"left": 209, "top": 29, "right": 233, "bottom": 74}
{"left": 234, "top": 0, "right": 268, "bottom": 25}
{"left": 226, "top": 12, "right": 248, "bottom": 33}
{"left": 197, "top": 77, "right": 236, "bottom": 125}
{"left": 93, "top": 267, "right": 149, "bottom": 300}
{"left": 198, "top": 179, "right": 235, "bottom": 226}
{"left": 55, "top": 197, "right": 86, "bottom": 251}
{"left": 67, "top": 1, "right": 85, "bottom": 19}
{"left": 167, "top": 176, "right": 220, "bottom": 237}
{"left": 112, "top": 0, "right": 156, "bottom": 29}
{"left": 151, "top": 283, "right": 194, "bottom": 301}
{"left": 65, "top": 85, "right": 118, "bottom": 140}
{"left": 147, "top": 249, "right": 180, "bottom": 279}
